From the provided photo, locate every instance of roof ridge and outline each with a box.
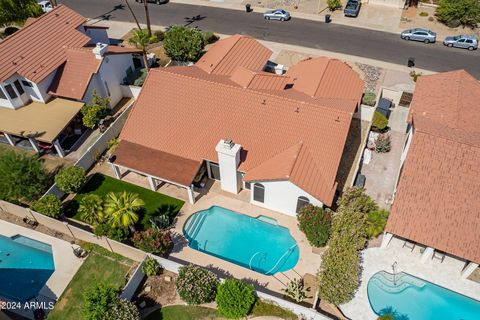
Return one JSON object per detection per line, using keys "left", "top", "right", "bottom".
{"left": 313, "top": 58, "right": 331, "bottom": 98}
{"left": 159, "top": 67, "right": 352, "bottom": 115}
{"left": 286, "top": 141, "right": 303, "bottom": 178}
{"left": 209, "top": 35, "right": 242, "bottom": 74}
{"left": 415, "top": 124, "right": 480, "bottom": 149}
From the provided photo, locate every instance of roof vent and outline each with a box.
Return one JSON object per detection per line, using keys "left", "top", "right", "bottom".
{"left": 93, "top": 43, "right": 108, "bottom": 59}
{"left": 223, "top": 139, "right": 235, "bottom": 149}
{"left": 261, "top": 99, "right": 266, "bottom": 105}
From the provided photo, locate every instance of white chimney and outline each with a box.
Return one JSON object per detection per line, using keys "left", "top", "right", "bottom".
{"left": 92, "top": 43, "right": 108, "bottom": 59}
{"left": 215, "top": 139, "right": 242, "bottom": 194}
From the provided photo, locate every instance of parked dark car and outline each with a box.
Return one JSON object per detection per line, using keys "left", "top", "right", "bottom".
{"left": 135, "top": 0, "right": 169, "bottom": 4}
{"left": 344, "top": 0, "right": 361, "bottom": 17}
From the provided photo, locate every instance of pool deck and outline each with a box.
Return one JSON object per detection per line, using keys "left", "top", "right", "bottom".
{"left": 340, "top": 236, "right": 480, "bottom": 319}
{"left": 0, "top": 220, "right": 83, "bottom": 319}
{"left": 171, "top": 183, "right": 322, "bottom": 297}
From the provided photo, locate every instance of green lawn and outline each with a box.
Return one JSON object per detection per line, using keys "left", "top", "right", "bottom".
{"left": 66, "top": 173, "right": 184, "bottom": 229}
{"left": 144, "top": 300, "right": 298, "bottom": 320}
{"left": 47, "top": 244, "right": 134, "bottom": 320}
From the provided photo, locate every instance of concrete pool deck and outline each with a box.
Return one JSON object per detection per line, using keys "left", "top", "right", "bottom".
{"left": 341, "top": 236, "right": 480, "bottom": 319}
{"left": 0, "top": 220, "right": 83, "bottom": 319}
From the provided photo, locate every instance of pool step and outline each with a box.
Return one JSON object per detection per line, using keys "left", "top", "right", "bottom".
{"left": 185, "top": 214, "right": 202, "bottom": 236}
{"left": 189, "top": 214, "right": 208, "bottom": 241}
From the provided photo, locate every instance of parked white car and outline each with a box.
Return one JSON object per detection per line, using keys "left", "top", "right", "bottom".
{"left": 263, "top": 9, "right": 291, "bottom": 21}
{"left": 38, "top": 1, "right": 53, "bottom": 13}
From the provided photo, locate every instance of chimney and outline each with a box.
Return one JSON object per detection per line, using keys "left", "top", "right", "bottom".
{"left": 215, "top": 139, "right": 242, "bottom": 194}
{"left": 92, "top": 43, "right": 108, "bottom": 59}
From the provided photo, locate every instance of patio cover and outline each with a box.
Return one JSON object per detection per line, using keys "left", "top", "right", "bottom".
{"left": 114, "top": 140, "right": 202, "bottom": 187}
{"left": 0, "top": 98, "right": 83, "bottom": 143}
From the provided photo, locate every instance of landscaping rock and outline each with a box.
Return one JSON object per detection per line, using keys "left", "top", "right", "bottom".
{"left": 145, "top": 286, "right": 151, "bottom": 293}
{"left": 164, "top": 275, "right": 172, "bottom": 282}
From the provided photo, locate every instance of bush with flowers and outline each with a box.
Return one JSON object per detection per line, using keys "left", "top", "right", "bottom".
{"left": 132, "top": 228, "right": 173, "bottom": 256}
{"left": 176, "top": 264, "right": 219, "bottom": 305}
{"left": 297, "top": 204, "right": 332, "bottom": 247}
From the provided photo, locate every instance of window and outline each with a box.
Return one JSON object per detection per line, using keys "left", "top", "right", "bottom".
{"left": 13, "top": 80, "right": 24, "bottom": 95}
{"left": 104, "top": 81, "right": 110, "bottom": 97}
{"left": 458, "top": 39, "right": 466, "bottom": 43}
{"left": 253, "top": 183, "right": 265, "bottom": 203}
{"left": 0, "top": 87, "right": 6, "bottom": 100}
{"left": 244, "top": 181, "right": 251, "bottom": 190}
{"left": 296, "top": 196, "right": 310, "bottom": 213}
{"left": 4, "top": 84, "right": 17, "bottom": 99}
{"left": 21, "top": 80, "right": 33, "bottom": 87}
{"left": 466, "top": 40, "right": 473, "bottom": 44}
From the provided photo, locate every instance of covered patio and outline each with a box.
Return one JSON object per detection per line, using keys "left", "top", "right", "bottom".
{"left": 0, "top": 98, "right": 84, "bottom": 157}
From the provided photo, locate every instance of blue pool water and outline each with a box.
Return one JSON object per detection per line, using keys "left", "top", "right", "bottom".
{"left": 183, "top": 206, "right": 299, "bottom": 275}
{"left": 0, "top": 234, "right": 55, "bottom": 302}
{"left": 368, "top": 271, "right": 480, "bottom": 320}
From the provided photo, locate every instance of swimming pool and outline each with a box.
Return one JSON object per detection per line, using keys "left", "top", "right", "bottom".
{"left": 183, "top": 206, "right": 299, "bottom": 275}
{"left": 368, "top": 271, "right": 480, "bottom": 320}
{"left": 0, "top": 234, "right": 55, "bottom": 302}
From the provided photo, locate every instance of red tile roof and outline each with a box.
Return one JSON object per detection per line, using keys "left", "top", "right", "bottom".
{"left": 0, "top": 5, "right": 90, "bottom": 83}
{"left": 386, "top": 70, "right": 480, "bottom": 263}
{"left": 196, "top": 35, "right": 272, "bottom": 76}
{"left": 116, "top": 36, "right": 363, "bottom": 206}
{"left": 49, "top": 47, "right": 102, "bottom": 101}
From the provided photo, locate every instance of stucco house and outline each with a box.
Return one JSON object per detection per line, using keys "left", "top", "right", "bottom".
{"left": 111, "top": 35, "right": 364, "bottom": 216}
{"left": 382, "top": 70, "right": 480, "bottom": 279}
{"left": 0, "top": 5, "right": 142, "bottom": 157}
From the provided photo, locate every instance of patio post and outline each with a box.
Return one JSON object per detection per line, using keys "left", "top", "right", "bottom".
{"left": 3, "top": 133, "right": 15, "bottom": 146}
{"left": 28, "top": 138, "right": 40, "bottom": 153}
{"left": 147, "top": 176, "right": 156, "bottom": 191}
{"left": 461, "top": 261, "right": 479, "bottom": 279}
{"left": 420, "top": 247, "right": 434, "bottom": 263}
{"left": 53, "top": 139, "right": 65, "bottom": 158}
{"left": 380, "top": 232, "right": 393, "bottom": 249}
{"left": 187, "top": 184, "right": 195, "bottom": 204}
{"left": 110, "top": 163, "right": 121, "bottom": 179}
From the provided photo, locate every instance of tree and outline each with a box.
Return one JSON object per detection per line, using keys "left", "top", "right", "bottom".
{"left": 327, "top": 0, "right": 341, "bottom": 11}
{"left": 142, "top": 0, "right": 152, "bottom": 36}
{"left": 163, "top": 25, "right": 205, "bottom": 62}
{"left": 297, "top": 204, "right": 332, "bottom": 247}
{"left": 31, "top": 195, "right": 62, "bottom": 218}
{"left": 101, "top": 299, "right": 140, "bottom": 320}
{"left": 82, "top": 282, "right": 118, "bottom": 320}
{"left": 216, "top": 278, "right": 256, "bottom": 318}
{"left": 176, "top": 264, "right": 219, "bottom": 305}
{"left": 54, "top": 166, "right": 86, "bottom": 193}
{"left": 0, "top": 150, "right": 47, "bottom": 204}
{"left": 142, "top": 256, "right": 162, "bottom": 276}
{"left": 78, "top": 194, "right": 104, "bottom": 225}
{"left": 132, "top": 228, "right": 173, "bottom": 255}
{"left": 366, "top": 209, "right": 389, "bottom": 239}
{"left": 81, "top": 90, "right": 110, "bottom": 128}
{"left": 436, "top": 0, "right": 480, "bottom": 28}
{"left": 0, "top": 0, "right": 42, "bottom": 27}
{"left": 103, "top": 191, "right": 144, "bottom": 230}
{"left": 128, "top": 28, "right": 157, "bottom": 71}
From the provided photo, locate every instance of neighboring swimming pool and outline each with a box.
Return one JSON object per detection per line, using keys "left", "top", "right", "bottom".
{"left": 183, "top": 206, "right": 299, "bottom": 275}
{"left": 0, "top": 234, "right": 55, "bottom": 302}
{"left": 368, "top": 271, "right": 480, "bottom": 320}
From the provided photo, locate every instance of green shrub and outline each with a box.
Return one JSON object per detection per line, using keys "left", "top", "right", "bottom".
{"left": 31, "top": 195, "right": 62, "bottom": 218}
{"left": 283, "top": 278, "right": 306, "bottom": 303}
{"left": 102, "top": 299, "right": 139, "bottom": 320}
{"left": 94, "top": 222, "right": 130, "bottom": 242}
{"left": 297, "top": 204, "right": 332, "bottom": 247}
{"left": 362, "top": 91, "right": 376, "bottom": 106}
{"left": 216, "top": 278, "right": 256, "bottom": 319}
{"left": 372, "top": 111, "right": 388, "bottom": 131}
{"left": 132, "top": 228, "right": 173, "bottom": 255}
{"left": 81, "top": 90, "right": 110, "bottom": 128}
{"left": 163, "top": 25, "right": 205, "bottom": 62}
{"left": 176, "top": 264, "right": 219, "bottom": 305}
{"left": 55, "top": 166, "right": 86, "bottom": 194}
{"left": 78, "top": 194, "right": 103, "bottom": 225}
{"left": 366, "top": 209, "right": 389, "bottom": 238}
{"left": 0, "top": 150, "right": 47, "bottom": 204}
{"left": 419, "top": 11, "right": 429, "bottom": 17}
{"left": 124, "top": 68, "right": 147, "bottom": 87}
{"left": 436, "top": 0, "right": 480, "bottom": 28}
{"left": 327, "top": 0, "right": 341, "bottom": 11}
{"left": 142, "top": 256, "right": 162, "bottom": 276}
{"left": 83, "top": 282, "right": 118, "bottom": 320}
{"left": 153, "top": 30, "right": 164, "bottom": 42}
{"left": 202, "top": 31, "right": 219, "bottom": 45}
{"left": 375, "top": 134, "right": 391, "bottom": 153}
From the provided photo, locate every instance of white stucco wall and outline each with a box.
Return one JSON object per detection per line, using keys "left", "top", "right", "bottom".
{"left": 0, "top": 74, "right": 30, "bottom": 109}
{"left": 83, "top": 27, "right": 110, "bottom": 45}
{"left": 83, "top": 73, "right": 107, "bottom": 105}
{"left": 29, "top": 70, "right": 57, "bottom": 103}
{"left": 95, "top": 54, "right": 135, "bottom": 106}
{"left": 249, "top": 180, "right": 323, "bottom": 216}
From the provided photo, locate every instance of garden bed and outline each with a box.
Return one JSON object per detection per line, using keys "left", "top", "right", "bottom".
{"left": 65, "top": 173, "right": 184, "bottom": 230}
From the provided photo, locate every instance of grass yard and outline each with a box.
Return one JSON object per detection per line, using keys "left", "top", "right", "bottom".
{"left": 66, "top": 173, "right": 184, "bottom": 229}
{"left": 144, "top": 300, "right": 298, "bottom": 320}
{"left": 47, "top": 244, "right": 134, "bottom": 320}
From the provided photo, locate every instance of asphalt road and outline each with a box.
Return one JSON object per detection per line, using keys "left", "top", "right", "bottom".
{"left": 60, "top": 0, "right": 480, "bottom": 77}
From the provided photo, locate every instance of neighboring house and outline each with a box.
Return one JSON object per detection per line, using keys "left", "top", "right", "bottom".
{"left": 382, "top": 70, "right": 480, "bottom": 279}
{"left": 111, "top": 35, "right": 364, "bottom": 216}
{"left": 0, "top": 5, "right": 142, "bottom": 157}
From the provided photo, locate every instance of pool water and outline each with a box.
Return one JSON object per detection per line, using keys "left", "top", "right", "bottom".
{"left": 183, "top": 206, "right": 299, "bottom": 275}
{"left": 368, "top": 271, "right": 480, "bottom": 320}
{"left": 0, "top": 234, "right": 55, "bottom": 302}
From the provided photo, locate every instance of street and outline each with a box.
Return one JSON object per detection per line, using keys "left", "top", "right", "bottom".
{"left": 60, "top": 0, "right": 480, "bottom": 77}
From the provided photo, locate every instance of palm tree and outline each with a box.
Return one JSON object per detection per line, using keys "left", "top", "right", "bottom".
{"left": 78, "top": 194, "right": 104, "bottom": 225}
{"left": 104, "top": 191, "right": 144, "bottom": 231}
{"left": 123, "top": 0, "right": 142, "bottom": 30}
{"left": 142, "top": 0, "right": 152, "bottom": 36}
{"left": 128, "top": 28, "right": 156, "bottom": 71}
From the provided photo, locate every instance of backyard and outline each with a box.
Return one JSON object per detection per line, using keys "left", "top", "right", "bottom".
{"left": 66, "top": 173, "right": 184, "bottom": 229}
{"left": 47, "top": 244, "right": 135, "bottom": 320}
